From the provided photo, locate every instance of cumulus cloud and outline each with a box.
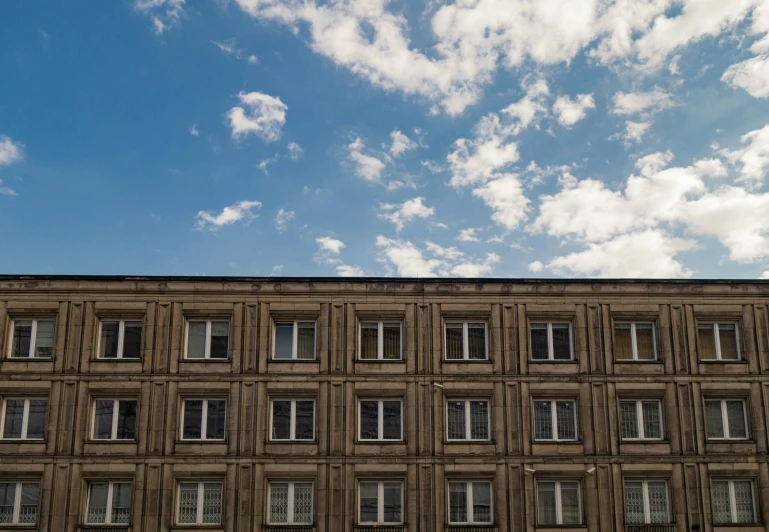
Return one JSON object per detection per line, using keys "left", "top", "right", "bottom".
{"left": 195, "top": 200, "right": 261, "bottom": 231}
{"left": 719, "top": 123, "right": 769, "bottom": 185}
{"left": 274, "top": 209, "right": 295, "bottom": 232}
{"left": 315, "top": 237, "right": 364, "bottom": 277}
{"left": 189, "top": 125, "right": 199, "bottom": 137}
{"left": 134, "top": 0, "right": 184, "bottom": 34}
{"left": 552, "top": 93, "right": 595, "bottom": 127}
{"left": 336, "top": 264, "right": 365, "bottom": 276}
{"left": 226, "top": 91, "right": 287, "bottom": 142}
{"left": 612, "top": 87, "right": 675, "bottom": 115}
{"left": 0, "top": 136, "right": 24, "bottom": 166}
{"left": 528, "top": 260, "right": 544, "bottom": 272}
{"left": 389, "top": 130, "right": 417, "bottom": 157}
{"left": 316, "top": 236, "right": 346, "bottom": 254}
{"left": 287, "top": 142, "right": 303, "bottom": 160}
{"left": 377, "top": 197, "right": 434, "bottom": 231}
{"left": 457, "top": 228, "right": 480, "bottom": 242}
{"left": 616, "top": 120, "right": 653, "bottom": 145}
{"left": 348, "top": 138, "right": 386, "bottom": 182}
{"left": 376, "top": 236, "right": 500, "bottom": 277}
{"left": 722, "top": 54, "right": 769, "bottom": 99}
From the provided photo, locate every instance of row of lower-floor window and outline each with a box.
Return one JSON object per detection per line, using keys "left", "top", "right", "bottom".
{"left": 0, "top": 478, "right": 759, "bottom": 526}
{"left": 0, "top": 396, "right": 751, "bottom": 442}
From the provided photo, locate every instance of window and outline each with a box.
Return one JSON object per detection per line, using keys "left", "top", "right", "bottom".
{"left": 86, "top": 481, "right": 131, "bottom": 525}
{"left": 273, "top": 321, "right": 316, "bottom": 360}
{"left": 181, "top": 399, "right": 226, "bottom": 441}
{"left": 447, "top": 481, "right": 492, "bottom": 524}
{"left": 625, "top": 480, "right": 670, "bottom": 524}
{"left": 619, "top": 400, "right": 663, "bottom": 440}
{"left": 698, "top": 322, "right": 740, "bottom": 360}
{"left": 177, "top": 482, "right": 222, "bottom": 525}
{"left": 1, "top": 398, "right": 47, "bottom": 440}
{"left": 269, "top": 481, "right": 313, "bottom": 525}
{"left": 92, "top": 399, "right": 137, "bottom": 440}
{"left": 614, "top": 322, "right": 657, "bottom": 361}
{"left": 0, "top": 481, "right": 38, "bottom": 525}
{"left": 531, "top": 322, "right": 572, "bottom": 361}
{"left": 186, "top": 320, "right": 229, "bottom": 359}
{"left": 359, "top": 481, "right": 403, "bottom": 525}
{"left": 537, "top": 481, "right": 581, "bottom": 525}
{"left": 445, "top": 322, "right": 487, "bottom": 360}
{"left": 359, "top": 399, "right": 402, "bottom": 441}
{"left": 10, "top": 319, "right": 54, "bottom": 359}
{"left": 533, "top": 400, "right": 577, "bottom": 441}
{"left": 446, "top": 399, "right": 490, "bottom": 441}
{"left": 712, "top": 479, "right": 756, "bottom": 524}
{"left": 99, "top": 320, "right": 142, "bottom": 359}
{"left": 705, "top": 399, "right": 748, "bottom": 440}
{"left": 359, "top": 321, "right": 402, "bottom": 360}
{"left": 270, "top": 399, "right": 315, "bottom": 441}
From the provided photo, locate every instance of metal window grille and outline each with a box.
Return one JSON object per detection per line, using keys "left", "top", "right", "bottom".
{"left": 86, "top": 481, "right": 131, "bottom": 525}
{"left": 0, "top": 482, "right": 38, "bottom": 525}
{"left": 448, "top": 481, "right": 492, "bottom": 524}
{"left": 447, "top": 400, "right": 489, "bottom": 441}
{"left": 445, "top": 322, "right": 487, "bottom": 360}
{"left": 177, "top": 481, "right": 222, "bottom": 525}
{"left": 712, "top": 479, "right": 755, "bottom": 524}
{"left": 269, "top": 481, "right": 313, "bottom": 525}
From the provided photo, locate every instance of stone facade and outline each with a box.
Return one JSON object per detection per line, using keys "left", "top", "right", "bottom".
{"left": 0, "top": 276, "right": 768, "bottom": 532}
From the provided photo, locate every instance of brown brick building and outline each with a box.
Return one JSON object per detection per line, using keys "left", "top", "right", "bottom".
{"left": 0, "top": 275, "right": 768, "bottom": 532}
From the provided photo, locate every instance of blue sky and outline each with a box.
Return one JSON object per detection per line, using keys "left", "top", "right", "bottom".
{"left": 1, "top": 0, "right": 768, "bottom": 278}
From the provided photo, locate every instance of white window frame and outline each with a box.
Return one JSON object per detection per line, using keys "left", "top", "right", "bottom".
{"left": 712, "top": 479, "right": 756, "bottom": 524}
{"left": 705, "top": 399, "right": 749, "bottom": 440}
{"left": 536, "top": 480, "right": 583, "bottom": 526}
{"left": 267, "top": 480, "right": 314, "bottom": 525}
{"left": 614, "top": 322, "right": 658, "bottom": 361}
{"left": 444, "top": 322, "right": 488, "bottom": 361}
{"left": 272, "top": 321, "right": 317, "bottom": 360}
{"left": 619, "top": 399, "right": 664, "bottom": 441}
{"left": 445, "top": 398, "right": 491, "bottom": 442}
{"left": 533, "top": 399, "right": 578, "bottom": 442}
{"left": 175, "top": 481, "right": 222, "bottom": 526}
{"left": 184, "top": 320, "right": 230, "bottom": 360}
{"left": 91, "top": 398, "right": 137, "bottom": 440}
{"left": 446, "top": 480, "right": 493, "bottom": 525}
{"left": 698, "top": 322, "right": 741, "bottom": 360}
{"left": 85, "top": 481, "right": 132, "bottom": 525}
{"left": 269, "top": 398, "right": 316, "bottom": 441}
{"left": 180, "top": 398, "right": 226, "bottom": 441}
{"left": 97, "top": 319, "right": 142, "bottom": 359}
{"left": 357, "top": 399, "right": 403, "bottom": 441}
{"left": 0, "top": 398, "right": 46, "bottom": 440}
{"left": 358, "top": 321, "right": 402, "bottom": 360}
{"left": 624, "top": 480, "right": 670, "bottom": 524}
{"left": 0, "top": 480, "right": 39, "bottom": 526}
{"left": 530, "top": 322, "right": 573, "bottom": 361}
{"left": 357, "top": 480, "right": 404, "bottom": 525}
{"left": 8, "top": 319, "right": 54, "bottom": 359}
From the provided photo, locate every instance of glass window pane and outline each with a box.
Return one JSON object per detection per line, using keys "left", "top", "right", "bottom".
{"left": 382, "top": 401, "right": 402, "bottom": 440}
{"left": 470, "top": 401, "right": 489, "bottom": 440}
{"left": 359, "top": 482, "right": 378, "bottom": 523}
{"left": 712, "top": 481, "right": 731, "bottom": 524}
{"left": 698, "top": 324, "right": 717, "bottom": 360}
{"left": 25, "top": 400, "right": 47, "bottom": 439}
{"left": 360, "top": 324, "right": 378, "bottom": 360}
{"left": 705, "top": 400, "right": 725, "bottom": 439}
{"left": 271, "top": 401, "right": 291, "bottom": 440}
{"left": 733, "top": 481, "right": 755, "bottom": 524}
{"left": 270, "top": 483, "right": 289, "bottom": 524}
{"left": 210, "top": 322, "right": 229, "bottom": 359}
{"left": 383, "top": 482, "right": 402, "bottom": 524}
{"left": 619, "top": 401, "right": 639, "bottom": 439}
{"left": 0, "top": 483, "right": 16, "bottom": 524}
{"left": 296, "top": 322, "right": 316, "bottom": 360}
{"left": 122, "top": 322, "right": 142, "bottom": 359}
{"left": 117, "top": 400, "right": 137, "bottom": 440}
{"left": 648, "top": 482, "right": 669, "bottom": 524}
{"left": 447, "top": 401, "right": 466, "bottom": 440}
{"left": 274, "top": 325, "right": 294, "bottom": 359}
{"left": 445, "top": 324, "right": 463, "bottom": 360}
{"left": 472, "top": 482, "right": 491, "bottom": 523}
{"left": 537, "top": 482, "right": 557, "bottom": 525}
{"left": 534, "top": 401, "right": 552, "bottom": 440}
{"left": 19, "top": 482, "right": 38, "bottom": 524}
{"left": 448, "top": 483, "right": 467, "bottom": 523}
{"left": 624, "top": 482, "right": 645, "bottom": 524}
{"left": 719, "top": 324, "right": 739, "bottom": 360}
{"left": 614, "top": 323, "right": 633, "bottom": 360}
{"left": 205, "top": 400, "right": 226, "bottom": 440}
{"left": 294, "top": 401, "right": 314, "bottom": 440}
{"left": 178, "top": 483, "right": 199, "bottom": 524}
{"left": 531, "top": 324, "right": 549, "bottom": 360}
{"left": 100, "top": 322, "right": 120, "bottom": 359}
{"left": 202, "top": 483, "right": 222, "bottom": 524}
{"left": 187, "top": 322, "right": 206, "bottom": 359}
{"left": 111, "top": 483, "right": 132, "bottom": 524}
{"left": 182, "top": 400, "right": 203, "bottom": 439}
{"left": 87, "top": 482, "right": 109, "bottom": 524}
{"left": 468, "top": 324, "right": 486, "bottom": 360}
{"left": 359, "top": 401, "right": 379, "bottom": 440}
{"left": 3, "top": 400, "right": 24, "bottom": 438}
{"left": 34, "top": 320, "right": 54, "bottom": 358}
{"left": 293, "top": 483, "right": 313, "bottom": 524}
{"left": 726, "top": 401, "right": 747, "bottom": 439}
{"left": 383, "top": 324, "right": 401, "bottom": 360}
{"left": 11, "top": 321, "right": 32, "bottom": 358}
{"left": 642, "top": 401, "right": 662, "bottom": 439}
{"left": 552, "top": 324, "right": 571, "bottom": 360}
{"left": 94, "top": 400, "right": 115, "bottom": 439}
{"left": 635, "top": 323, "right": 656, "bottom": 360}
{"left": 560, "top": 482, "right": 581, "bottom": 525}
{"left": 556, "top": 401, "right": 576, "bottom": 440}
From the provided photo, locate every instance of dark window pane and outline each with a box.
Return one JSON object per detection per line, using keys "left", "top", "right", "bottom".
{"left": 12, "top": 321, "right": 32, "bottom": 358}
{"left": 383, "top": 324, "right": 401, "bottom": 360}
{"left": 360, "top": 324, "right": 378, "bottom": 360}
{"left": 698, "top": 324, "right": 717, "bottom": 359}
{"left": 122, "top": 322, "right": 142, "bottom": 359}
{"left": 87, "top": 482, "right": 109, "bottom": 524}
{"left": 642, "top": 401, "right": 662, "bottom": 439}
{"left": 472, "top": 482, "right": 491, "bottom": 523}
{"left": 383, "top": 482, "right": 402, "bottom": 523}
{"left": 705, "top": 400, "right": 725, "bottom": 439}
{"left": 719, "top": 324, "right": 739, "bottom": 360}
{"left": 635, "top": 324, "right": 656, "bottom": 360}
{"left": 531, "top": 324, "right": 549, "bottom": 360}
{"left": 619, "top": 401, "right": 638, "bottom": 439}
{"left": 447, "top": 401, "right": 465, "bottom": 440}
{"left": 271, "top": 401, "right": 291, "bottom": 439}
{"left": 448, "top": 483, "right": 467, "bottom": 523}
{"left": 0, "top": 483, "right": 16, "bottom": 524}
{"left": 296, "top": 323, "right": 315, "bottom": 360}
{"left": 468, "top": 324, "right": 486, "bottom": 360}
{"left": 117, "top": 400, "right": 137, "bottom": 440}
{"left": 556, "top": 401, "right": 576, "bottom": 440}
{"left": 34, "top": 320, "right": 54, "bottom": 358}
{"left": 614, "top": 324, "right": 633, "bottom": 360}
{"left": 534, "top": 401, "right": 552, "bottom": 440}
{"left": 187, "top": 322, "right": 206, "bottom": 359}
{"left": 470, "top": 401, "right": 489, "bottom": 440}
{"left": 359, "top": 482, "right": 378, "bottom": 523}
{"left": 383, "top": 401, "right": 401, "bottom": 440}
{"left": 3, "top": 400, "right": 24, "bottom": 438}
{"left": 294, "top": 401, "right": 314, "bottom": 440}
{"left": 111, "top": 483, "right": 132, "bottom": 524}
{"left": 274, "top": 325, "right": 294, "bottom": 359}
{"left": 560, "top": 482, "right": 581, "bottom": 524}
{"left": 360, "top": 401, "right": 379, "bottom": 440}
{"left": 206, "top": 400, "right": 226, "bottom": 440}
{"left": 19, "top": 482, "right": 38, "bottom": 525}
{"left": 537, "top": 482, "right": 557, "bottom": 525}
{"left": 445, "top": 324, "right": 463, "bottom": 360}
{"left": 552, "top": 324, "right": 571, "bottom": 360}
{"left": 94, "top": 400, "right": 114, "bottom": 439}
{"left": 183, "top": 400, "right": 203, "bottom": 439}
{"left": 26, "top": 400, "right": 46, "bottom": 439}
{"left": 100, "top": 322, "right": 120, "bottom": 358}
{"left": 726, "top": 400, "right": 747, "bottom": 439}
{"left": 210, "top": 322, "right": 229, "bottom": 359}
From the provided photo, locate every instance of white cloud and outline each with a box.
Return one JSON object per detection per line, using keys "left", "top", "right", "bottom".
{"left": 348, "top": 138, "right": 386, "bottom": 182}
{"left": 722, "top": 54, "right": 769, "bottom": 99}
{"left": 377, "top": 236, "right": 500, "bottom": 277}
{"left": 195, "top": 200, "right": 261, "bottom": 231}
{"left": 0, "top": 179, "right": 17, "bottom": 196}
{"left": 189, "top": 125, "right": 199, "bottom": 136}
{"left": 274, "top": 208, "right": 295, "bottom": 232}
{"left": 0, "top": 136, "right": 24, "bottom": 166}
{"left": 337, "top": 264, "right": 365, "bottom": 276}
{"left": 248, "top": 55, "right": 258, "bottom": 64}
{"left": 134, "top": 0, "right": 184, "bottom": 34}
{"left": 389, "top": 130, "right": 417, "bottom": 157}
{"left": 472, "top": 174, "right": 530, "bottom": 230}
{"left": 377, "top": 197, "right": 434, "bottom": 231}
{"left": 257, "top": 154, "right": 279, "bottom": 175}
{"left": 617, "top": 120, "right": 653, "bottom": 145}
{"left": 720, "top": 123, "right": 769, "bottom": 185}
{"left": 211, "top": 39, "right": 257, "bottom": 63}
{"left": 761, "top": 271, "right": 769, "bottom": 279}
{"left": 612, "top": 87, "right": 674, "bottom": 115}
{"left": 316, "top": 236, "right": 346, "bottom": 254}
{"left": 376, "top": 236, "right": 443, "bottom": 277}
{"left": 270, "top": 264, "right": 283, "bottom": 275}
{"left": 528, "top": 260, "right": 544, "bottom": 272}
{"left": 457, "top": 228, "right": 480, "bottom": 242}
{"left": 552, "top": 93, "right": 595, "bottom": 127}
{"left": 226, "top": 91, "right": 287, "bottom": 142}
{"left": 450, "top": 252, "right": 500, "bottom": 277}
{"left": 287, "top": 142, "right": 303, "bottom": 160}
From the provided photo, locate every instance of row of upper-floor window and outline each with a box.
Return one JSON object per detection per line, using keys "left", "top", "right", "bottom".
{"left": 0, "top": 475, "right": 760, "bottom": 527}
{"left": 6, "top": 317, "right": 746, "bottom": 363}
{"left": 0, "top": 393, "right": 752, "bottom": 443}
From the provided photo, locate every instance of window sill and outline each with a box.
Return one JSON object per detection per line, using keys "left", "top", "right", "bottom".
{"left": 529, "top": 359, "right": 578, "bottom": 364}
{"left": 175, "top": 439, "right": 226, "bottom": 444}
{"left": 0, "top": 439, "right": 46, "bottom": 443}
{"left": 92, "top": 358, "right": 143, "bottom": 362}
{"left": 699, "top": 359, "right": 748, "bottom": 364}
{"left": 180, "top": 358, "right": 230, "bottom": 363}
{"left": 613, "top": 360, "right": 664, "bottom": 364}
{"left": 6, "top": 357, "right": 53, "bottom": 362}
{"left": 267, "top": 440, "right": 318, "bottom": 444}
{"left": 269, "top": 359, "right": 319, "bottom": 363}
{"left": 443, "top": 359, "right": 492, "bottom": 363}
{"left": 444, "top": 439, "right": 494, "bottom": 444}
{"left": 355, "top": 359, "right": 405, "bottom": 363}
{"left": 356, "top": 440, "right": 406, "bottom": 445}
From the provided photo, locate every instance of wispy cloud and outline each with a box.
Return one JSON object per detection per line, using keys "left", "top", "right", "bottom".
{"left": 274, "top": 208, "right": 295, "bottom": 232}
{"left": 377, "top": 197, "right": 435, "bottom": 231}
{"left": 0, "top": 136, "right": 24, "bottom": 166}
{"left": 211, "top": 39, "right": 258, "bottom": 64}
{"left": 134, "top": 0, "right": 184, "bottom": 34}
{"left": 195, "top": 200, "right": 262, "bottom": 231}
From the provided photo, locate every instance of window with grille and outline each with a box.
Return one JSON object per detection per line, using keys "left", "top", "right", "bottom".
{"left": 177, "top": 481, "right": 222, "bottom": 525}
{"left": 92, "top": 399, "right": 137, "bottom": 440}
{"left": 712, "top": 479, "right": 756, "bottom": 524}
{"left": 9, "top": 319, "right": 54, "bottom": 359}
{"left": 614, "top": 322, "right": 657, "bottom": 361}
{"left": 269, "top": 481, "right": 313, "bottom": 525}
{"left": 1, "top": 398, "right": 47, "bottom": 440}
{"left": 181, "top": 399, "right": 226, "bottom": 440}
{"left": 359, "top": 399, "right": 402, "bottom": 441}
{"left": 698, "top": 323, "right": 740, "bottom": 361}
{"left": 98, "top": 320, "right": 142, "bottom": 359}
{"left": 359, "top": 321, "right": 402, "bottom": 360}
{"left": 446, "top": 399, "right": 490, "bottom": 441}
{"left": 186, "top": 320, "right": 230, "bottom": 359}
{"left": 530, "top": 322, "right": 573, "bottom": 361}
{"left": 537, "top": 481, "right": 581, "bottom": 525}
{"left": 533, "top": 400, "right": 577, "bottom": 441}
{"left": 359, "top": 481, "right": 403, "bottom": 525}
{"left": 445, "top": 322, "right": 488, "bottom": 360}
{"left": 447, "top": 481, "right": 492, "bottom": 524}
{"left": 86, "top": 481, "right": 131, "bottom": 525}
{"left": 0, "top": 481, "right": 38, "bottom": 526}
{"left": 619, "top": 400, "right": 663, "bottom": 440}
{"left": 624, "top": 480, "right": 670, "bottom": 524}
{"left": 270, "top": 399, "right": 315, "bottom": 441}
{"left": 705, "top": 399, "right": 748, "bottom": 440}
{"left": 273, "top": 321, "right": 316, "bottom": 360}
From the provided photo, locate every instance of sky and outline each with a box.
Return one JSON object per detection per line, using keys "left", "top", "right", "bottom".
{"left": 1, "top": 0, "right": 769, "bottom": 279}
